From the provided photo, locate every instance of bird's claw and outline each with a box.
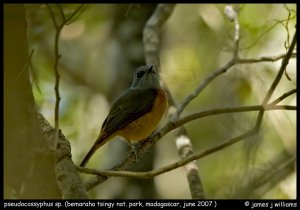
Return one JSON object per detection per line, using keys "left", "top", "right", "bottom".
{"left": 127, "top": 142, "right": 141, "bottom": 163}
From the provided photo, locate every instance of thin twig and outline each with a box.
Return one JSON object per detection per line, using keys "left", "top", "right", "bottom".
{"left": 175, "top": 4, "right": 240, "bottom": 120}
{"left": 65, "top": 4, "right": 86, "bottom": 25}
{"left": 174, "top": 9, "right": 295, "bottom": 119}
{"left": 283, "top": 4, "right": 292, "bottom": 51}
{"left": 282, "top": 4, "right": 293, "bottom": 81}
{"left": 176, "top": 105, "right": 296, "bottom": 129}
{"left": 174, "top": 51, "right": 296, "bottom": 120}
{"left": 237, "top": 52, "right": 296, "bottom": 64}
{"left": 46, "top": 5, "right": 58, "bottom": 30}
{"left": 47, "top": 4, "right": 86, "bottom": 150}
{"left": 239, "top": 14, "right": 296, "bottom": 51}
{"left": 263, "top": 31, "right": 296, "bottom": 105}
{"left": 254, "top": 30, "right": 297, "bottom": 137}
{"left": 257, "top": 31, "right": 296, "bottom": 131}
{"left": 53, "top": 27, "right": 63, "bottom": 147}
{"left": 174, "top": 60, "right": 235, "bottom": 119}
{"left": 46, "top": 4, "right": 88, "bottom": 198}
{"left": 269, "top": 89, "right": 296, "bottom": 105}
{"left": 47, "top": 4, "right": 63, "bottom": 150}
{"left": 15, "top": 48, "right": 34, "bottom": 82}
{"left": 56, "top": 4, "right": 66, "bottom": 23}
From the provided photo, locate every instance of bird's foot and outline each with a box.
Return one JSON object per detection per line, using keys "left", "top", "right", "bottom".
{"left": 127, "top": 142, "right": 141, "bottom": 163}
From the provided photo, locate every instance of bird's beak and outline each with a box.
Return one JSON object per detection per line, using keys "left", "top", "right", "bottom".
{"left": 148, "top": 64, "right": 155, "bottom": 73}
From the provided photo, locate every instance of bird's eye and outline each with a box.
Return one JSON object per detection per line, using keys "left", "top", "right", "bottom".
{"left": 136, "top": 70, "right": 145, "bottom": 79}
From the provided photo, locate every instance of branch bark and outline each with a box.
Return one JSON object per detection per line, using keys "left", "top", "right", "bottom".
{"left": 38, "top": 113, "right": 89, "bottom": 199}
{"left": 143, "top": 4, "right": 205, "bottom": 199}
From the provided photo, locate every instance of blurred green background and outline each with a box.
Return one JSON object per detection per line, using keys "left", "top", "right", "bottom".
{"left": 26, "top": 4, "right": 296, "bottom": 199}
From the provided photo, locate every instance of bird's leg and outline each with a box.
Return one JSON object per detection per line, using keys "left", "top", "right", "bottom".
{"left": 125, "top": 140, "right": 141, "bottom": 163}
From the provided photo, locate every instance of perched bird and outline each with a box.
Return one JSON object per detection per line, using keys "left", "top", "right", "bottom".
{"left": 80, "top": 64, "right": 168, "bottom": 167}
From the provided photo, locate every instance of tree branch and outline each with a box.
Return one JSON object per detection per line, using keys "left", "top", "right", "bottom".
{"left": 269, "top": 89, "right": 296, "bottom": 105}
{"left": 79, "top": 130, "right": 256, "bottom": 179}
{"left": 65, "top": 4, "right": 87, "bottom": 25}
{"left": 143, "top": 4, "right": 205, "bottom": 199}
{"left": 173, "top": 11, "right": 296, "bottom": 121}
{"left": 253, "top": 29, "right": 296, "bottom": 146}
{"left": 46, "top": 4, "right": 63, "bottom": 150}
{"left": 239, "top": 12, "right": 296, "bottom": 51}
{"left": 176, "top": 105, "right": 295, "bottom": 129}
{"left": 47, "top": 4, "right": 87, "bottom": 150}
{"left": 46, "top": 5, "right": 58, "bottom": 29}
{"left": 174, "top": 51, "right": 296, "bottom": 120}
{"left": 46, "top": 4, "right": 87, "bottom": 198}
{"left": 237, "top": 52, "right": 296, "bottom": 64}
{"left": 175, "top": 132, "right": 205, "bottom": 199}
{"left": 143, "top": 4, "right": 175, "bottom": 69}
{"left": 37, "top": 113, "right": 88, "bottom": 199}
{"left": 263, "top": 31, "right": 297, "bottom": 105}
{"left": 78, "top": 104, "right": 295, "bottom": 179}
{"left": 231, "top": 4, "right": 240, "bottom": 59}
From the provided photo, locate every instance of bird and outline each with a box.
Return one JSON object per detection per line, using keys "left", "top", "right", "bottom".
{"left": 80, "top": 64, "right": 168, "bottom": 167}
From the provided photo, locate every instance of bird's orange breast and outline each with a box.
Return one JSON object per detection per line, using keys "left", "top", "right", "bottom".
{"left": 117, "top": 89, "right": 168, "bottom": 141}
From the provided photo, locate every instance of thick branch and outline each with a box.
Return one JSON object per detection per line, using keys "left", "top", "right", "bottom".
{"left": 143, "top": 4, "right": 175, "bottom": 69}
{"left": 175, "top": 132, "right": 205, "bottom": 199}
{"left": 38, "top": 113, "right": 88, "bottom": 199}
{"left": 143, "top": 4, "right": 205, "bottom": 199}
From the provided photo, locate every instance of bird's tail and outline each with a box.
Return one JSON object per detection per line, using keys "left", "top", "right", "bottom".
{"left": 80, "top": 134, "right": 111, "bottom": 167}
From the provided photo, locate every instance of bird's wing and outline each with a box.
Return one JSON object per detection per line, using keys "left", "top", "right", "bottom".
{"left": 101, "top": 88, "right": 158, "bottom": 136}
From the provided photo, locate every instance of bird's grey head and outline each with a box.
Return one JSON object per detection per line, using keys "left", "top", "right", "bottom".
{"left": 131, "top": 64, "right": 160, "bottom": 89}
